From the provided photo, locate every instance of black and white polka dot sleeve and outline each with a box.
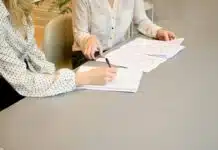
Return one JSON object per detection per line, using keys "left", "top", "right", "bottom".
{"left": 0, "top": 29, "right": 77, "bottom": 97}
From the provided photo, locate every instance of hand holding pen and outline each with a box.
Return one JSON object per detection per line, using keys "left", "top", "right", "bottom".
{"left": 105, "top": 57, "right": 111, "bottom": 68}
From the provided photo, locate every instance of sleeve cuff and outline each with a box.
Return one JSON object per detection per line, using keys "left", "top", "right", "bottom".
{"left": 137, "top": 21, "right": 162, "bottom": 38}
{"left": 150, "top": 24, "right": 162, "bottom": 38}
{"left": 58, "top": 69, "right": 76, "bottom": 90}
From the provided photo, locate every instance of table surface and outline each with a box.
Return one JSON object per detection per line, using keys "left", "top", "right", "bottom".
{"left": 1, "top": 0, "right": 218, "bottom": 149}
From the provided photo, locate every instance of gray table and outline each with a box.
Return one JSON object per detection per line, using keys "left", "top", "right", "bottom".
{"left": 1, "top": 0, "right": 218, "bottom": 149}
{"left": 1, "top": 38, "right": 218, "bottom": 150}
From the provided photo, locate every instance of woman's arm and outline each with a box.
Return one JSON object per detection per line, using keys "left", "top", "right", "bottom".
{"left": 0, "top": 30, "right": 76, "bottom": 97}
{"left": 133, "top": 0, "right": 162, "bottom": 38}
{"left": 72, "top": 0, "right": 91, "bottom": 51}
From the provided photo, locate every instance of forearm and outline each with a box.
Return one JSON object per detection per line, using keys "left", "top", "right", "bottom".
{"left": 1, "top": 67, "right": 76, "bottom": 97}
{"left": 73, "top": 0, "right": 91, "bottom": 51}
{"left": 134, "top": 0, "right": 162, "bottom": 38}
{"left": 73, "top": 29, "right": 91, "bottom": 51}
{"left": 137, "top": 20, "right": 162, "bottom": 38}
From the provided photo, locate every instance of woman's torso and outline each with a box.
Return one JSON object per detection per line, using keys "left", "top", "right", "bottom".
{"left": 88, "top": 0, "right": 135, "bottom": 49}
{"left": 0, "top": 16, "right": 55, "bottom": 75}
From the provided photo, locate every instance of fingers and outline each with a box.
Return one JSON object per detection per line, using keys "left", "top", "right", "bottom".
{"left": 87, "top": 67, "right": 117, "bottom": 85}
{"left": 84, "top": 36, "right": 97, "bottom": 60}
{"left": 107, "top": 67, "right": 117, "bottom": 73}
{"left": 164, "top": 31, "right": 176, "bottom": 41}
{"left": 84, "top": 46, "right": 92, "bottom": 60}
{"left": 169, "top": 32, "right": 176, "bottom": 40}
{"left": 104, "top": 67, "right": 117, "bottom": 83}
{"left": 84, "top": 45, "right": 97, "bottom": 60}
{"left": 90, "top": 46, "right": 97, "bottom": 60}
{"left": 104, "top": 73, "right": 116, "bottom": 83}
{"left": 157, "top": 29, "right": 176, "bottom": 41}
{"left": 97, "top": 39, "right": 104, "bottom": 56}
{"left": 84, "top": 36, "right": 104, "bottom": 59}
{"left": 107, "top": 71, "right": 117, "bottom": 78}
{"left": 98, "top": 67, "right": 117, "bottom": 84}
{"left": 163, "top": 32, "right": 170, "bottom": 41}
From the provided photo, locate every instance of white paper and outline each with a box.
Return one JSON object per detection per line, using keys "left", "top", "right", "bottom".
{"left": 121, "top": 38, "right": 184, "bottom": 47}
{"left": 119, "top": 38, "right": 185, "bottom": 59}
{"left": 77, "top": 66, "right": 143, "bottom": 93}
{"left": 97, "top": 38, "right": 185, "bottom": 72}
{"left": 97, "top": 53, "right": 166, "bottom": 72}
{"left": 97, "top": 45, "right": 167, "bottom": 72}
{"left": 133, "top": 44, "right": 185, "bottom": 59}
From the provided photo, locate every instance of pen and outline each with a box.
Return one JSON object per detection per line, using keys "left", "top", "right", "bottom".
{"left": 105, "top": 58, "right": 111, "bottom": 68}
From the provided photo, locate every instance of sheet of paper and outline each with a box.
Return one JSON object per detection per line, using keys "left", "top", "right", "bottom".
{"left": 143, "top": 38, "right": 185, "bottom": 45}
{"left": 97, "top": 53, "right": 166, "bottom": 72}
{"left": 77, "top": 66, "right": 143, "bottom": 93}
{"left": 121, "top": 38, "right": 184, "bottom": 48}
{"left": 119, "top": 38, "right": 185, "bottom": 59}
{"left": 97, "top": 37, "right": 185, "bottom": 72}
{"left": 125, "top": 44, "right": 185, "bottom": 59}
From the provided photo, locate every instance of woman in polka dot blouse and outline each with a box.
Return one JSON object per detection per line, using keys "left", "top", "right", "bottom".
{"left": 0, "top": 0, "right": 117, "bottom": 110}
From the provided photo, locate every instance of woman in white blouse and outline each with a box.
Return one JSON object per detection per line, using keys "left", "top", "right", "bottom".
{"left": 72, "top": 0, "right": 176, "bottom": 61}
{"left": 0, "top": 0, "right": 117, "bottom": 110}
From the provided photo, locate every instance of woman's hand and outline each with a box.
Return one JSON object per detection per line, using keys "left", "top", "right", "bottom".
{"left": 83, "top": 36, "right": 102, "bottom": 60}
{"left": 156, "top": 29, "right": 176, "bottom": 41}
{"left": 75, "top": 67, "right": 117, "bottom": 86}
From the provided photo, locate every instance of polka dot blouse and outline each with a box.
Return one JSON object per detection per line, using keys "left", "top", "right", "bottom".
{"left": 0, "top": 1, "right": 76, "bottom": 97}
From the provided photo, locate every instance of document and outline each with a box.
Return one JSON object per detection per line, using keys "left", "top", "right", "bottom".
{"left": 119, "top": 38, "right": 185, "bottom": 59}
{"left": 121, "top": 38, "right": 184, "bottom": 47}
{"left": 128, "top": 44, "right": 185, "bottom": 59}
{"left": 77, "top": 66, "right": 143, "bottom": 93}
{"left": 97, "top": 37, "right": 185, "bottom": 72}
{"left": 97, "top": 52, "right": 166, "bottom": 72}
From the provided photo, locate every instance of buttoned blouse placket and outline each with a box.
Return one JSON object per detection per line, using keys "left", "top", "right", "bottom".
{"left": 107, "top": 0, "right": 119, "bottom": 48}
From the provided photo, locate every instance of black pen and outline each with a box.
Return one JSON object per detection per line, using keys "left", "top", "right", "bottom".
{"left": 105, "top": 58, "right": 111, "bottom": 68}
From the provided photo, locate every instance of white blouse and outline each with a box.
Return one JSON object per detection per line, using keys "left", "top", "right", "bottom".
{"left": 72, "top": 0, "right": 161, "bottom": 51}
{"left": 0, "top": 1, "right": 76, "bottom": 97}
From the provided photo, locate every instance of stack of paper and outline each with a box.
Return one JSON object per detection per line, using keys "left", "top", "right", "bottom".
{"left": 120, "top": 38, "right": 185, "bottom": 59}
{"left": 77, "top": 66, "right": 143, "bottom": 93}
{"left": 97, "top": 38, "right": 185, "bottom": 72}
